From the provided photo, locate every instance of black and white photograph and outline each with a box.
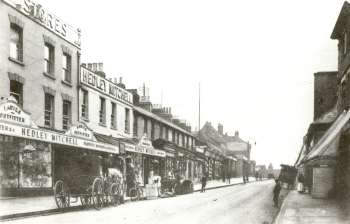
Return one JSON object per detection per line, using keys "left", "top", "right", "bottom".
{"left": 0, "top": 0, "right": 350, "bottom": 223}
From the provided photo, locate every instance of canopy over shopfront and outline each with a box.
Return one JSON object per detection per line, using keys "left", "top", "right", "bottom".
{"left": 302, "top": 110, "right": 350, "bottom": 164}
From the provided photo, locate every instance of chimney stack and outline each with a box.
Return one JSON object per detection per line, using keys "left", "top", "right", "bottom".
{"left": 218, "top": 123, "right": 223, "bottom": 135}
{"left": 235, "top": 131, "right": 239, "bottom": 138}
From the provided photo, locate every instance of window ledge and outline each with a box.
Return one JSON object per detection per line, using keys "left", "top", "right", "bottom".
{"left": 99, "top": 122, "right": 107, "bottom": 127}
{"left": 43, "top": 72, "right": 56, "bottom": 80}
{"left": 8, "top": 57, "right": 25, "bottom": 67}
{"left": 61, "top": 80, "right": 72, "bottom": 87}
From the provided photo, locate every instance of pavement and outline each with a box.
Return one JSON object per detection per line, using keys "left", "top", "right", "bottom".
{"left": 274, "top": 190, "right": 349, "bottom": 224}
{"left": 0, "top": 177, "right": 256, "bottom": 221}
{"left": 3, "top": 180, "right": 277, "bottom": 224}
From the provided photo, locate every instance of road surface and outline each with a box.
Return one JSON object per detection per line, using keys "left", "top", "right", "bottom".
{"left": 6, "top": 180, "right": 281, "bottom": 224}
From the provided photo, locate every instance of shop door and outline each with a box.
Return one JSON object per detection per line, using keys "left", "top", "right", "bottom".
{"left": 143, "top": 156, "right": 150, "bottom": 184}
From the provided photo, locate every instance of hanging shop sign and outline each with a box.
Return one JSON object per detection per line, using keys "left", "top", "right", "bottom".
{"left": 3, "top": 0, "right": 81, "bottom": 47}
{"left": 80, "top": 67, "right": 133, "bottom": 105}
{"left": 65, "top": 122, "right": 96, "bottom": 141}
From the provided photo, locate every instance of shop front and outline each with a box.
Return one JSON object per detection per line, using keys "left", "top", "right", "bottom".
{"left": 0, "top": 100, "right": 119, "bottom": 196}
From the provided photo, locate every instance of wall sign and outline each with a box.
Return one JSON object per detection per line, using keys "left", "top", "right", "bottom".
{"left": 80, "top": 67, "right": 133, "bottom": 105}
{"left": 4, "top": 0, "right": 81, "bottom": 47}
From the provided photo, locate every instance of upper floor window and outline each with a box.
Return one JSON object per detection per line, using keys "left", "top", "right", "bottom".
{"left": 9, "top": 24, "right": 23, "bottom": 62}
{"left": 344, "top": 31, "right": 348, "bottom": 55}
{"left": 62, "top": 100, "right": 71, "bottom": 130}
{"left": 62, "top": 53, "right": 71, "bottom": 83}
{"left": 125, "top": 108, "right": 130, "bottom": 134}
{"left": 44, "top": 93, "right": 55, "bottom": 128}
{"left": 172, "top": 130, "right": 175, "bottom": 143}
{"left": 99, "top": 97, "right": 106, "bottom": 125}
{"left": 81, "top": 89, "right": 89, "bottom": 120}
{"left": 144, "top": 118, "right": 148, "bottom": 135}
{"left": 111, "top": 102, "right": 117, "bottom": 129}
{"left": 44, "top": 43, "right": 55, "bottom": 75}
{"left": 10, "top": 80, "right": 23, "bottom": 107}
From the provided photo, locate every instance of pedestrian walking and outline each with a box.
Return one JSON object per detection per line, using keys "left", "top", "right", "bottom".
{"left": 273, "top": 179, "right": 282, "bottom": 207}
{"left": 201, "top": 174, "right": 207, "bottom": 193}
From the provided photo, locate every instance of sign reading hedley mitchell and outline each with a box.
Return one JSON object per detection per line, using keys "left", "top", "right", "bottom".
{"left": 0, "top": 100, "right": 118, "bottom": 154}
{"left": 3, "top": 0, "right": 81, "bottom": 47}
{"left": 80, "top": 67, "right": 133, "bottom": 105}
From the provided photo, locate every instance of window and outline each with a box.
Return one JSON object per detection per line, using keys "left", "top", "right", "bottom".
{"left": 81, "top": 89, "right": 88, "bottom": 119}
{"left": 172, "top": 130, "right": 175, "bottom": 143}
{"left": 62, "top": 100, "right": 71, "bottom": 130}
{"left": 111, "top": 102, "right": 117, "bottom": 128}
{"left": 10, "top": 80, "right": 23, "bottom": 106}
{"left": 99, "top": 97, "right": 106, "bottom": 125}
{"left": 10, "top": 24, "right": 23, "bottom": 61}
{"left": 62, "top": 53, "right": 71, "bottom": 83}
{"left": 44, "top": 94, "right": 54, "bottom": 128}
{"left": 125, "top": 108, "right": 130, "bottom": 133}
{"left": 151, "top": 122, "right": 154, "bottom": 139}
{"left": 144, "top": 118, "right": 148, "bottom": 135}
{"left": 344, "top": 31, "right": 348, "bottom": 55}
{"left": 44, "top": 43, "right": 55, "bottom": 75}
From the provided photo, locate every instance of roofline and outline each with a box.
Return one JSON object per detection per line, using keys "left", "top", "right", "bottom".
{"left": 133, "top": 106, "right": 194, "bottom": 137}
{"left": 331, "top": 1, "right": 350, "bottom": 40}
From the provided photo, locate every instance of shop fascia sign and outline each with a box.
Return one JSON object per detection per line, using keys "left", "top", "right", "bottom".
{"left": 0, "top": 98, "right": 38, "bottom": 128}
{"left": 4, "top": 0, "right": 81, "bottom": 47}
{"left": 80, "top": 67, "right": 133, "bottom": 105}
{"left": 195, "top": 146, "right": 205, "bottom": 153}
{"left": 0, "top": 99, "right": 118, "bottom": 154}
{"left": 123, "top": 134, "right": 165, "bottom": 157}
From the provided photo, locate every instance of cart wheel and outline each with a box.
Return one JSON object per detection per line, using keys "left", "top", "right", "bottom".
{"left": 92, "top": 178, "right": 103, "bottom": 210}
{"left": 129, "top": 187, "right": 139, "bottom": 201}
{"left": 54, "top": 180, "right": 70, "bottom": 209}
{"left": 109, "top": 183, "right": 119, "bottom": 206}
{"left": 80, "top": 195, "right": 91, "bottom": 207}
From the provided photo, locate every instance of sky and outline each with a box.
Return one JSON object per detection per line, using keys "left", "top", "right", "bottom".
{"left": 37, "top": 0, "right": 344, "bottom": 168}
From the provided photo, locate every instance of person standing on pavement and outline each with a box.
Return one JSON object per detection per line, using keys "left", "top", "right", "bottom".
{"left": 297, "top": 173, "right": 304, "bottom": 193}
{"left": 201, "top": 174, "right": 207, "bottom": 192}
{"left": 273, "top": 179, "right": 282, "bottom": 207}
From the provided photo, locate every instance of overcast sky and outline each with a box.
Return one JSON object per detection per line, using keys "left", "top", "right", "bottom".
{"left": 38, "top": 0, "right": 344, "bottom": 168}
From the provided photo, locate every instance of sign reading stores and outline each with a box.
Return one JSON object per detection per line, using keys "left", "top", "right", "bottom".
{"left": 0, "top": 122, "right": 119, "bottom": 154}
{"left": 80, "top": 67, "right": 133, "bottom": 105}
{"left": 3, "top": 0, "right": 81, "bottom": 47}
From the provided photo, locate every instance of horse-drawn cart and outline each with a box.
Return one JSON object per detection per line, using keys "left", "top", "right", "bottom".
{"left": 53, "top": 154, "right": 124, "bottom": 210}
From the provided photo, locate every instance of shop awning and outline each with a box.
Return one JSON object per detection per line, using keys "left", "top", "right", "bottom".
{"left": 302, "top": 110, "right": 350, "bottom": 163}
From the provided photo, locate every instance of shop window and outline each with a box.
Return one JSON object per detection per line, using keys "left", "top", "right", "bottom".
{"left": 81, "top": 89, "right": 89, "bottom": 120}
{"left": 44, "top": 93, "right": 55, "bottom": 128}
{"left": 10, "top": 80, "right": 23, "bottom": 107}
{"left": 111, "top": 102, "right": 117, "bottom": 129}
{"left": 9, "top": 23, "right": 23, "bottom": 62}
{"left": 19, "top": 141, "right": 52, "bottom": 188}
{"left": 62, "top": 100, "right": 71, "bottom": 130}
{"left": 44, "top": 43, "right": 55, "bottom": 75}
{"left": 125, "top": 108, "right": 130, "bottom": 133}
{"left": 62, "top": 53, "right": 71, "bottom": 83}
{"left": 0, "top": 143, "right": 19, "bottom": 188}
{"left": 99, "top": 97, "right": 106, "bottom": 125}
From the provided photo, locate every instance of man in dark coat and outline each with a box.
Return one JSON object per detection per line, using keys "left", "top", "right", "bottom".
{"left": 201, "top": 174, "right": 207, "bottom": 193}
{"left": 273, "top": 179, "right": 282, "bottom": 207}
